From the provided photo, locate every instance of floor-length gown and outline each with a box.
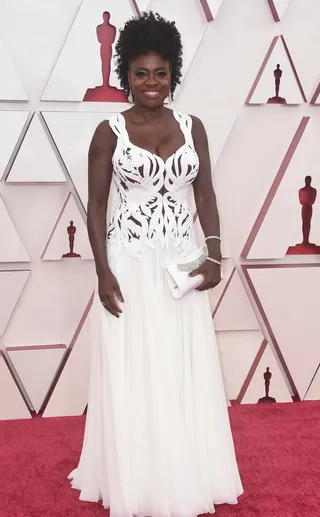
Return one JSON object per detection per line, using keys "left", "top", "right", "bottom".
{"left": 68, "top": 110, "right": 243, "bottom": 517}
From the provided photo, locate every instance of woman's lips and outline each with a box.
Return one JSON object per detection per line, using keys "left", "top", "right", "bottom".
{"left": 143, "top": 91, "right": 161, "bottom": 99}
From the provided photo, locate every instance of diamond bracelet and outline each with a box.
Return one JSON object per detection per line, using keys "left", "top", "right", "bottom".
{"left": 206, "top": 257, "right": 221, "bottom": 266}
{"left": 205, "top": 235, "right": 221, "bottom": 242}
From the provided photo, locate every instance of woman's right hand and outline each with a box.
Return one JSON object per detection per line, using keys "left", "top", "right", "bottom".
{"left": 98, "top": 268, "right": 124, "bottom": 318}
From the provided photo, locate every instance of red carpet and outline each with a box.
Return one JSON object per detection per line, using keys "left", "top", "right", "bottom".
{"left": 0, "top": 401, "right": 319, "bottom": 517}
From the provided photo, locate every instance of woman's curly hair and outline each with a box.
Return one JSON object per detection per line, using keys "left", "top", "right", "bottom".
{"left": 114, "top": 11, "right": 183, "bottom": 99}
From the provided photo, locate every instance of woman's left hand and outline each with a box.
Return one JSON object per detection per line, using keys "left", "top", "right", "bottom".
{"left": 189, "top": 260, "right": 222, "bottom": 291}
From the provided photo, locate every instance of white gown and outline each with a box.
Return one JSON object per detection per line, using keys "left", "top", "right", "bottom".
{"left": 68, "top": 110, "right": 243, "bottom": 517}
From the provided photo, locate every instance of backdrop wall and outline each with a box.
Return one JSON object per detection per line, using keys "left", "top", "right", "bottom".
{"left": 0, "top": 0, "right": 319, "bottom": 420}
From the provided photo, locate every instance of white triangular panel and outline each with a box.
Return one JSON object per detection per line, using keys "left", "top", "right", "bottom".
{"left": 216, "top": 330, "right": 263, "bottom": 400}
{"left": 42, "top": 111, "right": 119, "bottom": 211}
{"left": 247, "top": 266, "right": 320, "bottom": 400}
{"left": 208, "top": 109, "right": 237, "bottom": 167}
{"left": 0, "top": 354, "right": 31, "bottom": 419}
{"left": 43, "top": 307, "right": 92, "bottom": 417}
{"left": 268, "top": 0, "right": 291, "bottom": 21}
{"left": 8, "top": 347, "right": 65, "bottom": 413}
{"left": 214, "top": 270, "right": 260, "bottom": 331}
{"left": 0, "top": 196, "right": 30, "bottom": 262}
{"left": 304, "top": 366, "right": 320, "bottom": 400}
{"left": 3, "top": 262, "right": 95, "bottom": 348}
{"left": 208, "top": 259, "right": 235, "bottom": 313}
{"left": 42, "top": 194, "right": 93, "bottom": 260}
{"left": 0, "top": 38, "right": 28, "bottom": 101}
{"left": 248, "top": 118, "right": 320, "bottom": 259}
{"left": 241, "top": 344, "right": 292, "bottom": 404}
{"left": 0, "top": 111, "right": 29, "bottom": 178}
{"left": 42, "top": 0, "right": 136, "bottom": 101}
{"left": 6, "top": 114, "right": 66, "bottom": 183}
{"left": 203, "top": 0, "right": 224, "bottom": 20}
{"left": 249, "top": 37, "right": 305, "bottom": 105}
{"left": 0, "top": 271, "right": 30, "bottom": 335}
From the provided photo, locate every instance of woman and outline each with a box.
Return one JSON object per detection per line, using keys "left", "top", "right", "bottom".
{"left": 69, "top": 11, "right": 243, "bottom": 517}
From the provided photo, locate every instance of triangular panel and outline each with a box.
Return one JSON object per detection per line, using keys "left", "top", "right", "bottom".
{"left": 43, "top": 298, "right": 93, "bottom": 417}
{"left": 0, "top": 38, "right": 28, "bottom": 101}
{"left": 8, "top": 347, "right": 65, "bottom": 413}
{"left": 216, "top": 330, "right": 263, "bottom": 400}
{"left": 310, "top": 80, "right": 320, "bottom": 105}
{"left": 245, "top": 117, "right": 320, "bottom": 259}
{"left": 42, "top": 0, "right": 136, "bottom": 101}
{"left": 208, "top": 259, "right": 234, "bottom": 314}
{"left": 200, "top": 0, "right": 224, "bottom": 21}
{"left": 3, "top": 262, "right": 96, "bottom": 348}
{"left": 0, "top": 352, "right": 31, "bottom": 419}
{"left": 246, "top": 265, "right": 320, "bottom": 400}
{"left": 246, "top": 36, "right": 306, "bottom": 105}
{"left": 6, "top": 114, "right": 66, "bottom": 183}
{"left": 0, "top": 270, "right": 30, "bottom": 335}
{"left": 267, "top": 0, "right": 291, "bottom": 22}
{"left": 241, "top": 344, "right": 292, "bottom": 404}
{"left": 304, "top": 365, "right": 320, "bottom": 400}
{"left": 0, "top": 111, "right": 29, "bottom": 179}
{"left": 42, "top": 193, "right": 93, "bottom": 260}
{"left": 42, "top": 111, "right": 113, "bottom": 209}
{"left": 213, "top": 268, "right": 260, "bottom": 331}
{"left": 0, "top": 196, "right": 30, "bottom": 262}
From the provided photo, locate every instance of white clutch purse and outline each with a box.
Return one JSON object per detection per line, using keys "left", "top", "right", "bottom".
{"left": 165, "top": 246, "right": 220, "bottom": 299}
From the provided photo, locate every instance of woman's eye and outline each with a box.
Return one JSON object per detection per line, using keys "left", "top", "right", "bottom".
{"left": 157, "top": 72, "right": 166, "bottom": 77}
{"left": 136, "top": 71, "right": 146, "bottom": 77}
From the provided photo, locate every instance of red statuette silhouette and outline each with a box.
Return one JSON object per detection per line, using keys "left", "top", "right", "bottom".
{"left": 62, "top": 221, "right": 81, "bottom": 258}
{"left": 267, "top": 64, "right": 287, "bottom": 104}
{"left": 287, "top": 176, "right": 320, "bottom": 255}
{"left": 83, "top": 12, "right": 127, "bottom": 103}
{"left": 258, "top": 367, "right": 276, "bottom": 403}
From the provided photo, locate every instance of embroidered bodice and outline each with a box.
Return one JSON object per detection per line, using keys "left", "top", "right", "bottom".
{"left": 107, "top": 110, "right": 199, "bottom": 258}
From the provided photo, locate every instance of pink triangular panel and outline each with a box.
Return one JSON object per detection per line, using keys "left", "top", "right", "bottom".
{"left": 42, "top": 111, "right": 114, "bottom": 209}
{"left": 0, "top": 38, "right": 28, "bottom": 101}
{"left": 0, "top": 270, "right": 30, "bottom": 335}
{"left": 247, "top": 266, "right": 320, "bottom": 400}
{"left": 6, "top": 114, "right": 66, "bottom": 183}
{"left": 42, "top": 0, "right": 136, "bottom": 101}
{"left": 43, "top": 300, "right": 93, "bottom": 417}
{"left": 0, "top": 111, "right": 29, "bottom": 179}
{"left": 267, "top": 0, "right": 291, "bottom": 21}
{"left": 0, "top": 196, "right": 30, "bottom": 262}
{"left": 0, "top": 353, "right": 31, "bottom": 419}
{"left": 246, "top": 36, "right": 306, "bottom": 105}
{"left": 213, "top": 269, "right": 260, "bottom": 331}
{"left": 42, "top": 194, "right": 93, "bottom": 260}
{"left": 304, "top": 366, "right": 320, "bottom": 401}
{"left": 216, "top": 330, "right": 263, "bottom": 400}
{"left": 241, "top": 344, "right": 292, "bottom": 404}
{"left": 8, "top": 347, "right": 65, "bottom": 413}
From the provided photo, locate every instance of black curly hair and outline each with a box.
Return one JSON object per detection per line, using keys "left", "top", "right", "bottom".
{"left": 114, "top": 11, "right": 183, "bottom": 100}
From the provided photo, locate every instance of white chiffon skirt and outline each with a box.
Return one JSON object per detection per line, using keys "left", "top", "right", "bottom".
{"left": 68, "top": 244, "right": 243, "bottom": 517}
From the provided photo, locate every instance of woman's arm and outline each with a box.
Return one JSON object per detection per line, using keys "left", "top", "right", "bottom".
{"left": 87, "top": 120, "right": 124, "bottom": 317}
{"left": 189, "top": 115, "right": 222, "bottom": 290}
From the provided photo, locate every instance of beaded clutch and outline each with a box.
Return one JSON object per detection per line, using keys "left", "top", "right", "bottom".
{"left": 164, "top": 246, "right": 207, "bottom": 299}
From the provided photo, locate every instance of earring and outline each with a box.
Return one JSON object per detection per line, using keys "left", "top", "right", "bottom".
{"left": 128, "top": 87, "right": 134, "bottom": 103}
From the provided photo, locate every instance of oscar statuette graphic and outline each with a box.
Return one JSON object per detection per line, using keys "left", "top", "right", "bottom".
{"left": 287, "top": 176, "right": 320, "bottom": 255}
{"left": 267, "top": 64, "right": 287, "bottom": 104}
{"left": 83, "top": 12, "right": 127, "bottom": 102}
{"left": 62, "top": 221, "right": 81, "bottom": 258}
{"left": 258, "top": 367, "right": 276, "bottom": 403}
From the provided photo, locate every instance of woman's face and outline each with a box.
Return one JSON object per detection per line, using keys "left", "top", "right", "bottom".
{"left": 128, "top": 51, "right": 171, "bottom": 107}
